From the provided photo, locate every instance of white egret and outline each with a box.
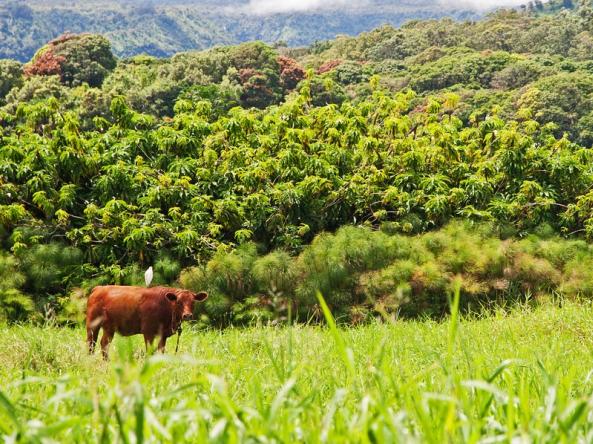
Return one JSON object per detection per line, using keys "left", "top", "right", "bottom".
{"left": 145, "top": 266, "right": 153, "bottom": 287}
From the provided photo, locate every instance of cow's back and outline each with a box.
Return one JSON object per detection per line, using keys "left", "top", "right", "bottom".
{"left": 87, "top": 286, "right": 174, "bottom": 337}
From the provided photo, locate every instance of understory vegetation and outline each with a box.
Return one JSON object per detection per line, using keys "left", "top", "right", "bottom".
{"left": 2, "top": 301, "right": 593, "bottom": 442}
{"left": 180, "top": 221, "right": 593, "bottom": 325}
{"left": 5, "top": 221, "right": 593, "bottom": 326}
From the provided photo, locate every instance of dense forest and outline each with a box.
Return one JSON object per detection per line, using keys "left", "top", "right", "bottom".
{"left": 0, "top": 0, "right": 483, "bottom": 61}
{"left": 3, "top": 0, "right": 593, "bottom": 325}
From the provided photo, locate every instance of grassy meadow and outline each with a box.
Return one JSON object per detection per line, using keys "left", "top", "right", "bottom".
{"left": 2, "top": 298, "right": 593, "bottom": 442}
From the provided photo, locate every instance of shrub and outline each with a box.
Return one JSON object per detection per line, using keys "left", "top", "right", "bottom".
{"left": 307, "top": 77, "right": 346, "bottom": 106}
{"left": 295, "top": 226, "right": 394, "bottom": 311}
{"left": 560, "top": 258, "right": 593, "bottom": 298}
{"left": 332, "top": 61, "right": 369, "bottom": 85}
{"left": 179, "top": 266, "right": 210, "bottom": 293}
{"left": 410, "top": 261, "right": 449, "bottom": 295}
{"left": 490, "top": 59, "right": 545, "bottom": 90}
{"left": 4, "top": 75, "right": 65, "bottom": 108}
{"left": 175, "top": 221, "right": 593, "bottom": 324}
{"left": 121, "top": 264, "right": 145, "bottom": 287}
{"left": 202, "top": 291, "right": 233, "bottom": 326}
{"left": 0, "top": 252, "right": 26, "bottom": 291}
{"left": 206, "top": 243, "right": 258, "bottom": 301}
{"left": 153, "top": 255, "right": 181, "bottom": 285}
{"left": 0, "top": 289, "right": 34, "bottom": 322}
{"left": 0, "top": 60, "right": 23, "bottom": 103}
{"left": 56, "top": 287, "right": 87, "bottom": 325}
{"left": 456, "top": 273, "right": 489, "bottom": 298}
{"left": 10, "top": 220, "right": 593, "bottom": 325}
{"left": 178, "top": 84, "right": 241, "bottom": 118}
{"left": 251, "top": 251, "right": 296, "bottom": 295}
{"left": 508, "top": 253, "right": 561, "bottom": 293}
{"left": 358, "top": 259, "right": 416, "bottom": 304}
{"left": 18, "top": 243, "right": 83, "bottom": 296}
{"left": 0, "top": 252, "right": 33, "bottom": 322}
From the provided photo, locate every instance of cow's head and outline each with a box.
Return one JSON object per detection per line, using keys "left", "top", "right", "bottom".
{"left": 166, "top": 290, "right": 208, "bottom": 321}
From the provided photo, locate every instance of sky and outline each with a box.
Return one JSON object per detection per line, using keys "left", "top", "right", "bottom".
{"left": 246, "top": 0, "right": 528, "bottom": 14}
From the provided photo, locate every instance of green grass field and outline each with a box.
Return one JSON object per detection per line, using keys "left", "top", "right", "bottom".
{"left": 2, "top": 299, "right": 593, "bottom": 442}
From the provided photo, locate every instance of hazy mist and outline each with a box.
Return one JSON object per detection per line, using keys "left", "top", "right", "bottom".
{"left": 246, "top": 0, "right": 526, "bottom": 14}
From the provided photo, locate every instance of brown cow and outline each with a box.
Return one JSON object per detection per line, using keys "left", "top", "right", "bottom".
{"left": 86, "top": 285, "right": 208, "bottom": 359}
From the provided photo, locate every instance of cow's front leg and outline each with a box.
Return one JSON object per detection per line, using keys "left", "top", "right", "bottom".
{"left": 144, "top": 334, "right": 155, "bottom": 354}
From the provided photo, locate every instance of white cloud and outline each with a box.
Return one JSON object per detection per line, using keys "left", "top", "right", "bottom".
{"left": 438, "top": 0, "right": 527, "bottom": 10}
{"left": 244, "top": 0, "right": 527, "bottom": 15}
{"left": 245, "top": 0, "right": 367, "bottom": 15}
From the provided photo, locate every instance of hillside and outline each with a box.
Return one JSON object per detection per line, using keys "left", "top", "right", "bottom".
{"left": 2, "top": 1, "right": 593, "bottom": 324}
{"left": 0, "top": 0, "right": 484, "bottom": 61}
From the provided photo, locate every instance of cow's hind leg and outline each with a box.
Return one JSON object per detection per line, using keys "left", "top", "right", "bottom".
{"left": 86, "top": 311, "right": 103, "bottom": 355}
{"left": 87, "top": 325, "right": 100, "bottom": 354}
{"left": 100, "top": 326, "right": 114, "bottom": 360}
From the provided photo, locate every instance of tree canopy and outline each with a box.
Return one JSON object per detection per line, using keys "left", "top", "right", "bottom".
{"left": 4, "top": 2, "right": 593, "bottom": 324}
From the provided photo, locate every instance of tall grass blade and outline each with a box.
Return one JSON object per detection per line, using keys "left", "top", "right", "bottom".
{"left": 316, "top": 291, "right": 355, "bottom": 378}
{"left": 0, "top": 389, "right": 20, "bottom": 435}
{"left": 447, "top": 279, "right": 462, "bottom": 366}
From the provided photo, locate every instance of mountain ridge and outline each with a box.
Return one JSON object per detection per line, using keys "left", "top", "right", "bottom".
{"left": 0, "top": 0, "right": 483, "bottom": 61}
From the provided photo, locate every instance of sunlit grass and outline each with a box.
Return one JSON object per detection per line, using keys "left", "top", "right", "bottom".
{"left": 2, "top": 299, "right": 593, "bottom": 442}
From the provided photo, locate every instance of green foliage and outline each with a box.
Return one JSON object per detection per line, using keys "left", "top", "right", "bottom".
{"left": 56, "top": 287, "right": 86, "bottom": 325}
{"left": 3, "top": 75, "right": 65, "bottom": 111}
{"left": 55, "top": 34, "right": 116, "bottom": 87}
{"left": 3, "top": 70, "right": 593, "bottom": 324}
{"left": 251, "top": 251, "right": 296, "bottom": 296}
{"left": 18, "top": 243, "right": 83, "bottom": 297}
{"left": 0, "top": 252, "right": 33, "bottom": 322}
{"left": 5, "top": 5, "right": 593, "bottom": 324}
{"left": 407, "top": 49, "right": 517, "bottom": 92}
{"left": 296, "top": 226, "right": 395, "bottom": 313}
{"left": 25, "top": 33, "right": 116, "bottom": 87}
{"left": 178, "top": 84, "right": 240, "bottom": 118}
{"left": 305, "top": 77, "right": 347, "bottom": 106}
{"left": 206, "top": 244, "right": 258, "bottom": 301}
{"left": 4, "top": 5, "right": 593, "bottom": 137}
{"left": 153, "top": 255, "right": 181, "bottom": 285}
{"left": 168, "top": 222, "right": 593, "bottom": 324}
{"left": 179, "top": 266, "right": 231, "bottom": 325}
{"left": 331, "top": 60, "right": 370, "bottom": 85}
{"left": 518, "top": 71, "right": 593, "bottom": 141}
{"left": 490, "top": 58, "right": 547, "bottom": 89}
{"left": 0, "top": 60, "right": 23, "bottom": 104}
{"left": 0, "top": 289, "right": 34, "bottom": 322}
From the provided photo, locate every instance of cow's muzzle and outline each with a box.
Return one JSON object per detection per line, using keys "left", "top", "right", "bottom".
{"left": 182, "top": 313, "right": 193, "bottom": 321}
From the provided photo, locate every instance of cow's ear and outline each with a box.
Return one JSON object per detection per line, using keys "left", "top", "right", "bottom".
{"left": 194, "top": 291, "right": 208, "bottom": 302}
{"left": 166, "top": 292, "right": 177, "bottom": 302}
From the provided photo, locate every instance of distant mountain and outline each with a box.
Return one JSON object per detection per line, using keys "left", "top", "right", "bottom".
{"left": 0, "top": 0, "right": 484, "bottom": 62}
